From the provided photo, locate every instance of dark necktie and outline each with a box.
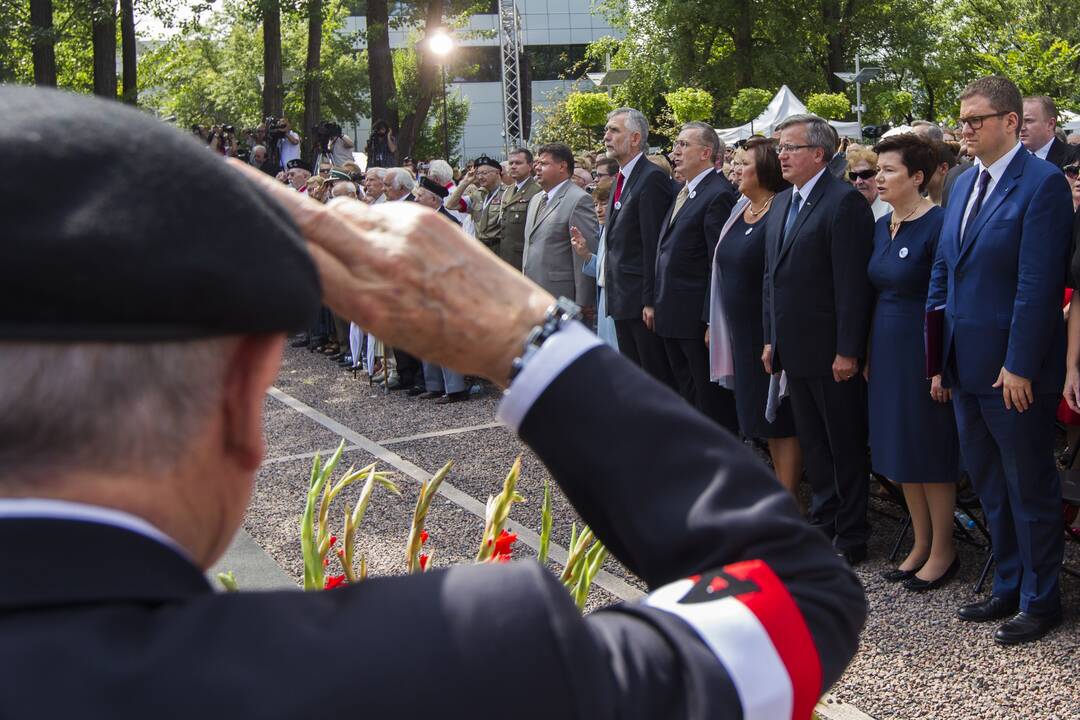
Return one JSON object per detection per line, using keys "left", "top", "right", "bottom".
{"left": 962, "top": 169, "right": 991, "bottom": 247}
{"left": 613, "top": 172, "right": 625, "bottom": 205}
{"left": 782, "top": 192, "right": 802, "bottom": 244}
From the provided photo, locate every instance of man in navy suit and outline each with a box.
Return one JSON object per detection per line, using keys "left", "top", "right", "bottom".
{"left": 654, "top": 121, "right": 738, "bottom": 431}
{"left": 927, "top": 76, "right": 1071, "bottom": 645}
{"left": 603, "top": 107, "right": 677, "bottom": 388}
{"left": 762, "top": 114, "right": 876, "bottom": 565}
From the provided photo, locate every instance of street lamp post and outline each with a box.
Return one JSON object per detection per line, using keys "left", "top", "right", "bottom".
{"left": 428, "top": 30, "right": 454, "bottom": 161}
{"left": 834, "top": 54, "right": 881, "bottom": 139}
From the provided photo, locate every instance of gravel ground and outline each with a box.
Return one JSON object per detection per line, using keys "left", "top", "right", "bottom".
{"left": 250, "top": 345, "right": 1080, "bottom": 719}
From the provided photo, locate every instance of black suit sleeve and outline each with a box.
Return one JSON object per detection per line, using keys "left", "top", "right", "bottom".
{"left": 638, "top": 171, "right": 676, "bottom": 307}
{"left": 702, "top": 190, "right": 736, "bottom": 321}
{"left": 831, "top": 191, "right": 875, "bottom": 358}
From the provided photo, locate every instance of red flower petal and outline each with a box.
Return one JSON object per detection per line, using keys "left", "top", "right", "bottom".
{"left": 329, "top": 535, "right": 338, "bottom": 547}
{"left": 493, "top": 529, "right": 517, "bottom": 557}
{"left": 323, "top": 574, "right": 347, "bottom": 590}
{"left": 419, "top": 554, "right": 429, "bottom": 570}
{"left": 421, "top": 530, "right": 429, "bottom": 544}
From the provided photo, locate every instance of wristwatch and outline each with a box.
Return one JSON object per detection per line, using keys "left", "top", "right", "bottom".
{"left": 509, "top": 297, "right": 582, "bottom": 381}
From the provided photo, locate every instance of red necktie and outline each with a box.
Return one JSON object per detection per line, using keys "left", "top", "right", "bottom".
{"left": 613, "top": 172, "right": 625, "bottom": 205}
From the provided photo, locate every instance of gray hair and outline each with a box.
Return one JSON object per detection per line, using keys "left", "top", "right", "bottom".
{"left": 911, "top": 120, "right": 944, "bottom": 142}
{"left": 682, "top": 121, "right": 720, "bottom": 161}
{"left": 386, "top": 167, "right": 416, "bottom": 192}
{"left": 775, "top": 113, "right": 837, "bottom": 157}
{"left": 426, "top": 159, "right": 454, "bottom": 185}
{"left": 366, "top": 167, "right": 386, "bottom": 180}
{"left": 608, "top": 107, "right": 650, "bottom": 148}
{"left": 0, "top": 339, "right": 235, "bottom": 486}
{"left": 248, "top": 145, "right": 267, "bottom": 165}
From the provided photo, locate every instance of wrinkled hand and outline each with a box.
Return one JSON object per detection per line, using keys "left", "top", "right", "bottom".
{"left": 230, "top": 160, "right": 552, "bottom": 386}
{"left": 832, "top": 354, "right": 858, "bottom": 383}
{"left": 1065, "top": 365, "right": 1080, "bottom": 413}
{"left": 993, "top": 367, "right": 1033, "bottom": 412}
{"left": 642, "top": 306, "right": 656, "bottom": 331}
{"left": 930, "top": 374, "right": 951, "bottom": 403}
{"left": 762, "top": 344, "right": 773, "bottom": 374}
{"left": 704, "top": 326, "right": 710, "bottom": 347}
{"left": 569, "top": 225, "right": 590, "bottom": 259}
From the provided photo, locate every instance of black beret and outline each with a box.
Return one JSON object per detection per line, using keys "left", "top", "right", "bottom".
{"left": 419, "top": 175, "right": 449, "bottom": 198}
{"left": 0, "top": 86, "right": 320, "bottom": 341}
{"left": 474, "top": 155, "right": 502, "bottom": 171}
{"left": 287, "top": 158, "right": 313, "bottom": 173}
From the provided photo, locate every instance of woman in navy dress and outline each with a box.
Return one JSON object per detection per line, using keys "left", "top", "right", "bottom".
{"left": 709, "top": 137, "right": 802, "bottom": 496}
{"left": 868, "top": 134, "right": 960, "bottom": 591}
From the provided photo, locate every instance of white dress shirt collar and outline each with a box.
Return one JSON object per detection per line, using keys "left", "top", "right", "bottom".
{"left": 515, "top": 178, "right": 530, "bottom": 191}
{"left": 1034, "top": 137, "right": 1055, "bottom": 160}
{"left": 975, "top": 141, "right": 1024, "bottom": 183}
{"left": 544, "top": 178, "right": 571, "bottom": 202}
{"left": 792, "top": 165, "right": 828, "bottom": 202}
{"left": 619, "top": 152, "right": 644, "bottom": 181}
{"left": 685, "top": 166, "right": 714, "bottom": 194}
{"left": 0, "top": 497, "right": 189, "bottom": 559}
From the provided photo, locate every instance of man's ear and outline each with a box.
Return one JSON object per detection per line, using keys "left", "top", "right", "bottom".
{"left": 221, "top": 334, "right": 286, "bottom": 472}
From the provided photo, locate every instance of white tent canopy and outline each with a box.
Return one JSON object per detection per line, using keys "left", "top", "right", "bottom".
{"left": 716, "top": 85, "right": 862, "bottom": 143}
{"left": 1061, "top": 110, "right": 1080, "bottom": 132}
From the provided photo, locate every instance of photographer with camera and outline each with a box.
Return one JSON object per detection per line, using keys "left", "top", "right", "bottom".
{"left": 365, "top": 119, "right": 397, "bottom": 168}
{"left": 207, "top": 125, "right": 239, "bottom": 158}
{"left": 313, "top": 120, "right": 354, "bottom": 169}
{"left": 267, "top": 117, "right": 301, "bottom": 171}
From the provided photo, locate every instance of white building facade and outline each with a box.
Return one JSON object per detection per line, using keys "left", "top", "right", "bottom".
{"left": 344, "top": 0, "right": 622, "bottom": 161}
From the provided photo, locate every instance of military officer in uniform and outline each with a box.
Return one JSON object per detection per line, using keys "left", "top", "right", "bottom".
{"left": 0, "top": 87, "right": 865, "bottom": 720}
{"left": 447, "top": 155, "right": 504, "bottom": 252}
{"left": 498, "top": 147, "right": 543, "bottom": 269}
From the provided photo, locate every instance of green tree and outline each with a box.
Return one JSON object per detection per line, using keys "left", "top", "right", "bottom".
{"left": 975, "top": 31, "right": 1080, "bottom": 108}
{"left": 806, "top": 92, "right": 849, "bottom": 120}
{"left": 531, "top": 92, "right": 603, "bottom": 153}
{"left": 875, "top": 89, "right": 913, "bottom": 123}
{"left": 564, "top": 91, "right": 615, "bottom": 127}
{"left": 729, "top": 87, "right": 772, "bottom": 122}
{"left": 664, "top": 87, "right": 713, "bottom": 123}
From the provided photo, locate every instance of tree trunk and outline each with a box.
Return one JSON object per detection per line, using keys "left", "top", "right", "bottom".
{"left": 396, "top": 0, "right": 444, "bottom": 162}
{"left": 819, "top": 0, "right": 846, "bottom": 92}
{"left": 262, "top": 0, "right": 284, "bottom": 119}
{"left": 91, "top": 0, "right": 117, "bottom": 99}
{"left": 301, "top": 0, "right": 324, "bottom": 163}
{"left": 732, "top": 0, "right": 753, "bottom": 87}
{"left": 30, "top": 0, "right": 57, "bottom": 87}
{"left": 119, "top": 0, "right": 137, "bottom": 104}
{"left": 366, "top": 0, "right": 397, "bottom": 132}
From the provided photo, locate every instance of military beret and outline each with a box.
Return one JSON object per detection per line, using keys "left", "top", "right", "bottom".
{"left": 419, "top": 175, "right": 449, "bottom": 198}
{"left": 0, "top": 86, "right": 321, "bottom": 341}
{"left": 287, "top": 158, "right": 313, "bottom": 173}
{"left": 474, "top": 155, "right": 502, "bottom": 172}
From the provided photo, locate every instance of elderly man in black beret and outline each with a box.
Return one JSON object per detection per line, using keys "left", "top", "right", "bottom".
{"left": 0, "top": 86, "right": 864, "bottom": 720}
{"left": 285, "top": 158, "right": 312, "bottom": 193}
{"left": 414, "top": 175, "right": 460, "bottom": 225}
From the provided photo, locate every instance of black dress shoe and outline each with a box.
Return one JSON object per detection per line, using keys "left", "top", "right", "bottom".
{"left": 957, "top": 596, "right": 1019, "bottom": 623}
{"left": 290, "top": 337, "right": 310, "bottom": 348}
{"left": 903, "top": 556, "right": 960, "bottom": 592}
{"left": 405, "top": 386, "right": 426, "bottom": 396}
{"left": 837, "top": 544, "right": 867, "bottom": 566}
{"left": 881, "top": 567, "right": 918, "bottom": 583}
{"left": 994, "top": 610, "right": 1062, "bottom": 645}
{"left": 435, "top": 390, "right": 468, "bottom": 404}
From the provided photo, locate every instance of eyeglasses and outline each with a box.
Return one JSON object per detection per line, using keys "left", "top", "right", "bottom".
{"left": 957, "top": 111, "right": 1009, "bottom": 130}
{"left": 849, "top": 169, "right": 877, "bottom": 181}
{"left": 777, "top": 143, "right": 815, "bottom": 154}
{"left": 1065, "top": 165, "right": 1080, "bottom": 179}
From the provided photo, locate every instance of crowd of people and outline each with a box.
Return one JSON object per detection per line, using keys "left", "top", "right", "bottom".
{"left": 193, "top": 77, "right": 1076, "bottom": 646}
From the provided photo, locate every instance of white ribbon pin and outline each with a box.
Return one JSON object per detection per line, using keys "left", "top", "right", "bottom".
{"left": 899, "top": 247, "right": 909, "bottom": 259}
{"left": 614, "top": 201, "right": 622, "bottom": 210}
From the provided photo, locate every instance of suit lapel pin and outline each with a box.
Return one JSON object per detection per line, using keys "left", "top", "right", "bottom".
{"left": 689, "top": 190, "right": 697, "bottom": 199}
{"left": 614, "top": 201, "right": 622, "bottom": 210}
{"left": 899, "top": 247, "right": 909, "bottom": 259}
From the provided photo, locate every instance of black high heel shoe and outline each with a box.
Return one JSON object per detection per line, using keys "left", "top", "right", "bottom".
{"left": 903, "top": 556, "right": 960, "bottom": 592}
{"left": 881, "top": 567, "right": 919, "bottom": 583}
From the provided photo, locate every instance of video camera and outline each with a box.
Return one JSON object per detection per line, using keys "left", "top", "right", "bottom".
{"left": 265, "top": 117, "right": 289, "bottom": 143}
{"left": 312, "top": 120, "right": 343, "bottom": 144}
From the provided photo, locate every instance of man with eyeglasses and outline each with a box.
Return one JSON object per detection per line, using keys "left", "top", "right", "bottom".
{"left": 594, "top": 156, "right": 619, "bottom": 182}
{"left": 926, "top": 75, "right": 1071, "bottom": 645}
{"left": 762, "top": 113, "right": 875, "bottom": 567}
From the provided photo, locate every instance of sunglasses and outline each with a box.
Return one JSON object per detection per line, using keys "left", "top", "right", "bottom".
{"left": 1064, "top": 165, "right": 1079, "bottom": 179}
{"left": 848, "top": 169, "right": 877, "bottom": 181}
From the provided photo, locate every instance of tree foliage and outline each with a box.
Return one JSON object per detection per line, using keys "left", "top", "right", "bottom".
{"left": 564, "top": 91, "right": 615, "bottom": 127}
{"left": 729, "top": 87, "right": 772, "bottom": 122}
{"left": 664, "top": 87, "right": 713, "bottom": 123}
{"left": 806, "top": 92, "right": 849, "bottom": 120}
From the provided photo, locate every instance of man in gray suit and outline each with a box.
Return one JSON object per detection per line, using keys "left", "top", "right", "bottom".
{"left": 522, "top": 143, "right": 599, "bottom": 309}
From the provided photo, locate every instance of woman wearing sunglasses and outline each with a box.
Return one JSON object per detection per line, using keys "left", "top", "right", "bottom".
{"left": 846, "top": 145, "right": 892, "bottom": 220}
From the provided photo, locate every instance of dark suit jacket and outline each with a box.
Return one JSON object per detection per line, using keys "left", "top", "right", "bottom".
{"left": 1044, "top": 137, "right": 1077, "bottom": 169}
{"left": 653, "top": 171, "right": 737, "bottom": 339}
{"left": 927, "top": 150, "right": 1072, "bottom": 394}
{"left": 763, "top": 169, "right": 876, "bottom": 378}
{"left": 0, "top": 346, "right": 864, "bottom": 718}
{"left": 604, "top": 156, "right": 676, "bottom": 320}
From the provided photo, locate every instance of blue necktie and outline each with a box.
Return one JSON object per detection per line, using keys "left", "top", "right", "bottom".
{"left": 783, "top": 192, "right": 802, "bottom": 243}
{"left": 961, "top": 170, "right": 991, "bottom": 248}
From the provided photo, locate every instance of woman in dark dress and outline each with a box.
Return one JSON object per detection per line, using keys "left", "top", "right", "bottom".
{"left": 868, "top": 134, "right": 960, "bottom": 591}
{"left": 709, "top": 137, "right": 802, "bottom": 495}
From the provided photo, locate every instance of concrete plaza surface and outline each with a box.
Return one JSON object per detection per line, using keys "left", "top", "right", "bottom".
{"left": 221, "top": 345, "right": 1080, "bottom": 720}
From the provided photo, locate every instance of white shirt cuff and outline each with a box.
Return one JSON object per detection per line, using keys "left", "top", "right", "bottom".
{"left": 497, "top": 321, "right": 603, "bottom": 432}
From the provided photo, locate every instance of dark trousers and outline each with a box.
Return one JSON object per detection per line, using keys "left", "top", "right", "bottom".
{"left": 332, "top": 314, "right": 350, "bottom": 347}
{"left": 952, "top": 389, "right": 1062, "bottom": 614}
{"left": 662, "top": 335, "right": 738, "bottom": 434}
{"left": 788, "top": 374, "right": 869, "bottom": 550}
{"left": 614, "top": 317, "right": 676, "bottom": 391}
{"left": 394, "top": 349, "right": 423, "bottom": 389}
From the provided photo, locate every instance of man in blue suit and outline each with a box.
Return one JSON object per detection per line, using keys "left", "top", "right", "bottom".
{"left": 927, "top": 76, "right": 1071, "bottom": 645}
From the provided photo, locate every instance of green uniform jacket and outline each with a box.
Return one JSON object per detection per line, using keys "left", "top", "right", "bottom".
{"left": 499, "top": 178, "right": 542, "bottom": 270}
{"left": 464, "top": 185, "right": 504, "bottom": 252}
